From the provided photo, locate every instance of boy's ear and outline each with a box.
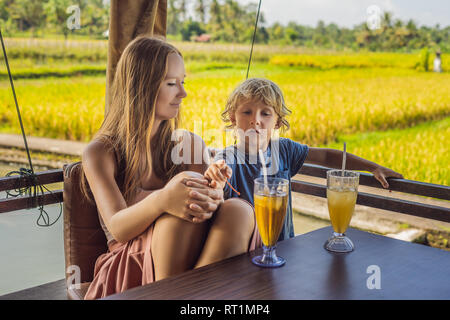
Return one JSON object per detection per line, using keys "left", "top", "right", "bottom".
{"left": 230, "top": 112, "right": 236, "bottom": 125}
{"left": 275, "top": 117, "right": 282, "bottom": 129}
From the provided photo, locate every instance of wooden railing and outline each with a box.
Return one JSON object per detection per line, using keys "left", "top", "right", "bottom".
{"left": 0, "top": 169, "right": 63, "bottom": 213}
{"left": 295, "top": 164, "right": 450, "bottom": 223}
{"left": 1, "top": 164, "right": 449, "bottom": 223}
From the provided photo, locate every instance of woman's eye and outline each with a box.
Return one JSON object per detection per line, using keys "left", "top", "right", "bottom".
{"left": 262, "top": 112, "right": 271, "bottom": 116}
{"left": 168, "top": 82, "right": 176, "bottom": 86}
{"left": 243, "top": 111, "right": 251, "bottom": 114}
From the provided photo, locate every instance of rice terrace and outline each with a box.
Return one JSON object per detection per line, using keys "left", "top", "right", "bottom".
{"left": 0, "top": 0, "right": 449, "bottom": 301}
{"left": 0, "top": 38, "right": 448, "bottom": 185}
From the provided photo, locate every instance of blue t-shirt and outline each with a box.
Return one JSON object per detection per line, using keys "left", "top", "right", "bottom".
{"left": 214, "top": 138, "right": 309, "bottom": 241}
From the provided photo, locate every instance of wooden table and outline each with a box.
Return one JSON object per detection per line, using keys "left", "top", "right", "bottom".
{"left": 105, "top": 227, "right": 450, "bottom": 300}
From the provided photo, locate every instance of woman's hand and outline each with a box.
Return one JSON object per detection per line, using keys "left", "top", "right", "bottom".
{"left": 184, "top": 177, "right": 224, "bottom": 223}
{"left": 160, "top": 171, "right": 223, "bottom": 223}
{"left": 372, "top": 166, "right": 404, "bottom": 189}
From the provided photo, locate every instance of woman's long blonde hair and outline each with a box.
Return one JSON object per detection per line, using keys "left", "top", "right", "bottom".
{"left": 81, "top": 37, "right": 183, "bottom": 204}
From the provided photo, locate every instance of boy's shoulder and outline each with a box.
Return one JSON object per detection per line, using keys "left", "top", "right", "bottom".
{"left": 213, "top": 145, "right": 240, "bottom": 163}
{"left": 273, "top": 138, "right": 309, "bottom": 169}
{"left": 275, "top": 137, "right": 307, "bottom": 150}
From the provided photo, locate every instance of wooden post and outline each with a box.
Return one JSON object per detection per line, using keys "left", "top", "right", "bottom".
{"left": 105, "top": 0, "right": 167, "bottom": 115}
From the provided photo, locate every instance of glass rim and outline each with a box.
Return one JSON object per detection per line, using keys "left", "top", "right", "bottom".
{"left": 254, "top": 177, "right": 289, "bottom": 186}
{"left": 327, "top": 169, "right": 360, "bottom": 178}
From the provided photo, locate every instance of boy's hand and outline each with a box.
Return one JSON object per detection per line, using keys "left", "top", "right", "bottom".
{"left": 204, "top": 160, "right": 232, "bottom": 189}
{"left": 372, "top": 166, "right": 404, "bottom": 189}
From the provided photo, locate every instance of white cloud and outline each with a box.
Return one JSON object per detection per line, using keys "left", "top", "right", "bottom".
{"left": 236, "top": 0, "right": 450, "bottom": 27}
{"left": 381, "top": 0, "right": 395, "bottom": 11}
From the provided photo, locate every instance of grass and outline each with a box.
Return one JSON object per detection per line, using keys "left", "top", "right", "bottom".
{"left": 7, "top": 38, "right": 446, "bottom": 68}
{"left": 0, "top": 65, "right": 106, "bottom": 80}
{"left": 1, "top": 65, "right": 449, "bottom": 145}
{"left": 270, "top": 52, "right": 450, "bottom": 71}
{"left": 1, "top": 38, "right": 108, "bottom": 62}
{"left": 323, "top": 117, "right": 450, "bottom": 185}
{"left": 0, "top": 77, "right": 105, "bottom": 141}
{"left": 1, "top": 38, "right": 299, "bottom": 64}
{"left": 184, "top": 65, "right": 450, "bottom": 146}
{"left": 0, "top": 39, "right": 449, "bottom": 185}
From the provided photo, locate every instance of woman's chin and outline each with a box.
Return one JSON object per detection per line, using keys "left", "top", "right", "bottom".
{"left": 157, "top": 111, "right": 179, "bottom": 121}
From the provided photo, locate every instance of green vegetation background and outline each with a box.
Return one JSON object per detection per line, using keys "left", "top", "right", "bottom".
{"left": 0, "top": 0, "right": 449, "bottom": 186}
{"left": 1, "top": 0, "right": 449, "bottom": 52}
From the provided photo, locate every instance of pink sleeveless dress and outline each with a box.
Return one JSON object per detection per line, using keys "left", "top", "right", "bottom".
{"left": 84, "top": 209, "right": 262, "bottom": 300}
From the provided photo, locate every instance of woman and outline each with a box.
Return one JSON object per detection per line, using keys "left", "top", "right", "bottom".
{"left": 80, "top": 37, "right": 259, "bottom": 299}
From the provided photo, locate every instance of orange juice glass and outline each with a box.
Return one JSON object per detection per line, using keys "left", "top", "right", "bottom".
{"left": 252, "top": 177, "right": 288, "bottom": 268}
{"left": 324, "top": 170, "right": 359, "bottom": 253}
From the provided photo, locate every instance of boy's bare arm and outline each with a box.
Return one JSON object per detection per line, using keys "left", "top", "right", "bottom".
{"left": 305, "top": 147, "right": 403, "bottom": 188}
{"left": 305, "top": 148, "right": 378, "bottom": 171}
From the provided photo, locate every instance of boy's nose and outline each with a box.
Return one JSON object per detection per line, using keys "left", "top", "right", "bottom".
{"left": 250, "top": 118, "right": 261, "bottom": 126}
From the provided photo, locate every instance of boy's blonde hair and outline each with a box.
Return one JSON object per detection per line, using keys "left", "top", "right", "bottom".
{"left": 221, "top": 78, "right": 292, "bottom": 131}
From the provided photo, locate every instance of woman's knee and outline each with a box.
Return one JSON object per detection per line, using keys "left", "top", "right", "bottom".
{"left": 193, "top": 199, "right": 255, "bottom": 268}
{"left": 151, "top": 213, "right": 210, "bottom": 276}
{"left": 214, "top": 198, "right": 255, "bottom": 234}
{"left": 173, "top": 170, "right": 204, "bottom": 181}
{"left": 153, "top": 213, "right": 208, "bottom": 237}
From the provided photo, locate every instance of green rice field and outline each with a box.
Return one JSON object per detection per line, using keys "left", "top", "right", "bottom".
{"left": 0, "top": 38, "right": 449, "bottom": 185}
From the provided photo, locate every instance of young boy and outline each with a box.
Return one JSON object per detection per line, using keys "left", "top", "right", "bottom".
{"left": 205, "top": 78, "right": 403, "bottom": 241}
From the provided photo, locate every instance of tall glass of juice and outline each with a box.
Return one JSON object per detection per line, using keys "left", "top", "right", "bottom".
{"left": 252, "top": 177, "right": 289, "bottom": 268}
{"left": 324, "top": 170, "right": 359, "bottom": 253}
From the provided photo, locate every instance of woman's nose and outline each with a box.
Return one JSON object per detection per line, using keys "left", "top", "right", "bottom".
{"left": 178, "top": 84, "right": 187, "bottom": 98}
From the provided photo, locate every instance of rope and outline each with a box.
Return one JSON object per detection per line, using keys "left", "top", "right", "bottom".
{"left": 222, "top": 0, "right": 263, "bottom": 196}
{"left": 245, "top": 0, "right": 262, "bottom": 79}
{"left": 0, "top": 30, "right": 34, "bottom": 173}
{"left": 1, "top": 1, "right": 262, "bottom": 224}
{"left": 5, "top": 169, "right": 62, "bottom": 227}
{"left": 0, "top": 28, "right": 62, "bottom": 227}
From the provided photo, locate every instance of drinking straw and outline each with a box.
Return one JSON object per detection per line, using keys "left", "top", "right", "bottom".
{"left": 258, "top": 149, "right": 270, "bottom": 194}
{"left": 341, "top": 142, "right": 347, "bottom": 176}
{"left": 204, "top": 147, "right": 240, "bottom": 195}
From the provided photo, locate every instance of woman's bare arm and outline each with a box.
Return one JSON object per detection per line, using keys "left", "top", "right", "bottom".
{"left": 83, "top": 139, "right": 222, "bottom": 243}
{"left": 82, "top": 141, "right": 167, "bottom": 243}
{"left": 183, "top": 132, "right": 224, "bottom": 222}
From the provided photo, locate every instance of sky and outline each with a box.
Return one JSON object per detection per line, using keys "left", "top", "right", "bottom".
{"left": 235, "top": 0, "right": 450, "bottom": 28}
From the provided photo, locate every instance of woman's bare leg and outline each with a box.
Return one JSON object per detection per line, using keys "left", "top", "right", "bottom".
{"left": 151, "top": 213, "right": 210, "bottom": 281}
{"left": 194, "top": 198, "right": 255, "bottom": 268}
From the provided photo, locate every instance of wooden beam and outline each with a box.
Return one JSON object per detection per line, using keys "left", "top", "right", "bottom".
{"left": 0, "top": 169, "right": 63, "bottom": 192}
{"left": 0, "top": 190, "right": 63, "bottom": 213}
{"left": 298, "top": 164, "right": 450, "bottom": 200}
{"left": 291, "top": 180, "right": 450, "bottom": 223}
{"left": 0, "top": 166, "right": 448, "bottom": 223}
